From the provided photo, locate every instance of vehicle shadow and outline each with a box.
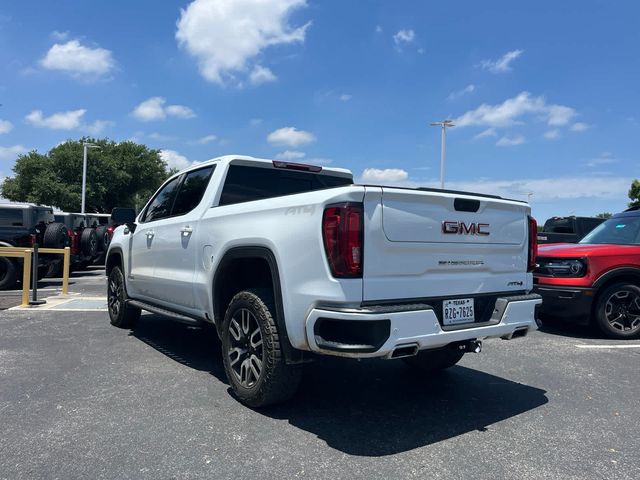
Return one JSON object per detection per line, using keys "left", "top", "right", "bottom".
{"left": 130, "top": 315, "right": 548, "bottom": 457}
{"left": 537, "top": 317, "right": 603, "bottom": 340}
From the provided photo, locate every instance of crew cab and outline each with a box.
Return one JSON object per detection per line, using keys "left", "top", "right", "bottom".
{"left": 106, "top": 155, "right": 541, "bottom": 406}
{"left": 537, "top": 216, "right": 604, "bottom": 245}
{"left": 534, "top": 208, "right": 640, "bottom": 339}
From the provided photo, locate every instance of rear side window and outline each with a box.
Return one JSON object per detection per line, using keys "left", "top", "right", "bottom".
{"left": 219, "top": 165, "right": 352, "bottom": 206}
{"left": 0, "top": 209, "right": 23, "bottom": 227}
{"left": 142, "top": 176, "right": 180, "bottom": 222}
{"left": 543, "top": 218, "right": 574, "bottom": 234}
{"left": 172, "top": 166, "right": 215, "bottom": 216}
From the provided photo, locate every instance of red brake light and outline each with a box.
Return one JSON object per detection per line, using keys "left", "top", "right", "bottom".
{"left": 322, "top": 203, "right": 363, "bottom": 278}
{"left": 272, "top": 160, "right": 322, "bottom": 173}
{"left": 107, "top": 226, "right": 114, "bottom": 234}
{"left": 528, "top": 216, "right": 538, "bottom": 272}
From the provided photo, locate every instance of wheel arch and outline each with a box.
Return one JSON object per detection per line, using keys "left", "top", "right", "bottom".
{"left": 593, "top": 267, "right": 640, "bottom": 291}
{"left": 105, "top": 247, "right": 124, "bottom": 276}
{"left": 212, "top": 246, "right": 303, "bottom": 364}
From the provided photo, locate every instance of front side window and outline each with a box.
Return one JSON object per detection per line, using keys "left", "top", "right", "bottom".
{"left": 172, "top": 166, "right": 215, "bottom": 216}
{"left": 142, "top": 176, "right": 180, "bottom": 222}
{"left": 580, "top": 217, "right": 640, "bottom": 245}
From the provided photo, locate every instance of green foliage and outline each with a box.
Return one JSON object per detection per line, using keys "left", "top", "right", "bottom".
{"left": 595, "top": 212, "right": 612, "bottom": 219}
{"left": 629, "top": 179, "right": 640, "bottom": 208}
{"left": 1, "top": 138, "right": 171, "bottom": 213}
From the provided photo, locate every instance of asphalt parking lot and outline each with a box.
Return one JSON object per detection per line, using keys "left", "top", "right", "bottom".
{"left": 1, "top": 272, "right": 639, "bottom": 479}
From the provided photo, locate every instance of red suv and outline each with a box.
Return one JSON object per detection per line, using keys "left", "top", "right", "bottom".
{"left": 534, "top": 207, "right": 640, "bottom": 339}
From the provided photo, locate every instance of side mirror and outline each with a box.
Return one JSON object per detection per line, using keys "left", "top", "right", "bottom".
{"left": 111, "top": 207, "right": 136, "bottom": 231}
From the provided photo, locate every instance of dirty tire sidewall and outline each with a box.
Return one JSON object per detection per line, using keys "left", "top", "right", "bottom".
{"left": 107, "top": 265, "right": 140, "bottom": 328}
{"left": 43, "top": 222, "right": 68, "bottom": 249}
{"left": 221, "top": 288, "right": 302, "bottom": 408}
{"left": 595, "top": 283, "right": 640, "bottom": 340}
{"left": 95, "top": 225, "right": 110, "bottom": 252}
{"left": 0, "top": 257, "right": 18, "bottom": 290}
{"left": 81, "top": 228, "right": 98, "bottom": 257}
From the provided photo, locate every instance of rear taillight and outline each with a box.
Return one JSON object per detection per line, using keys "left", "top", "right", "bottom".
{"left": 68, "top": 229, "right": 79, "bottom": 254}
{"left": 322, "top": 203, "right": 364, "bottom": 278}
{"left": 29, "top": 234, "right": 37, "bottom": 247}
{"left": 107, "top": 226, "right": 114, "bottom": 235}
{"left": 527, "top": 216, "right": 538, "bottom": 272}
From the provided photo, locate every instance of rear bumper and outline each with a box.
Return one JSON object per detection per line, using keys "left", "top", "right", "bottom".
{"left": 533, "top": 285, "right": 594, "bottom": 325}
{"left": 304, "top": 294, "right": 541, "bottom": 359}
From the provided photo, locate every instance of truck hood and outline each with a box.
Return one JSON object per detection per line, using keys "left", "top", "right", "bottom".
{"left": 538, "top": 243, "right": 640, "bottom": 258}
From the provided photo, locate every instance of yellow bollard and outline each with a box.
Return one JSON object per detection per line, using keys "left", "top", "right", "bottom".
{"left": 21, "top": 250, "right": 31, "bottom": 307}
{"left": 62, "top": 247, "right": 70, "bottom": 295}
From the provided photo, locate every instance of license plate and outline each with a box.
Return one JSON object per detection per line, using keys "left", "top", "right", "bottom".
{"left": 442, "top": 298, "right": 475, "bottom": 325}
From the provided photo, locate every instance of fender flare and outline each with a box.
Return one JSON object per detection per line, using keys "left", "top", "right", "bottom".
{"left": 105, "top": 246, "right": 124, "bottom": 276}
{"left": 212, "top": 246, "right": 304, "bottom": 364}
{"left": 593, "top": 267, "right": 640, "bottom": 289}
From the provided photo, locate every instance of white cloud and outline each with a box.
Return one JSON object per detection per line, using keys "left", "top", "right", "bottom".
{"left": 0, "top": 119, "right": 13, "bottom": 134}
{"left": 132, "top": 97, "right": 196, "bottom": 121}
{"left": 496, "top": 134, "right": 525, "bottom": 146}
{"left": 571, "top": 122, "right": 590, "bottom": 132}
{"left": 197, "top": 134, "right": 218, "bottom": 144}
{"left": 481, "top": 49, "right": 523, "bottom": 73}
{"left": 393, "top": 29, "right": 415, "bottom": 46}
{"left": 50, "top": 30, "right": 70, "bottom": 41}
{"left": 85, "top": 119, "right": 114, "bottom": 135}
{"left": 454, "top": 92, "right": 576, "bottom": 128}
{"left": 0, "top": 145, "right": 28, "bottom": 160}
{"left": 165, "top": 104, "right": 196, "bottom": 119}
{"left": 360, "top": 168, "right": 409, "bottom": 184}
{"left": 249, "top": 65, "right": 277, "bottom": 85}
{"left": 339, "top": 94, "right": 352, "bottom": 102}
{"left": 448, "top": 84, "right": 475, "bottom": 100}
{"left": 375, "top": 25, "right": 382, "bottom": 33}
{"left": 473, "top": 128, "right": 497, "bottom": 140}
{"left": 275, "top": 150, "right": 305, "bottom": 160}
{"left": 544, "top": 129, "right": 560, "bottom": 140}
{"left": 267, "top": 126, "right": 316, "bottom": 147}
{"left": 25, "top": 109, "right": 86, "bottom": 130}
{"left": 40, "top": 40, "right": 115, "bottom": 78}
{"left": 160, "top": 149, "right": 193, "bottom": 171}
{"left": 584, "top": 152, "right": 618, "bottom": 168}
{"left": 176, "top": 0, "right": 310, "bottom": 85}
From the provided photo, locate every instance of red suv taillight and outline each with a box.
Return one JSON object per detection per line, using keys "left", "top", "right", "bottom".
{"left": 322, "top": 203, "right": 364, "bottom": 278}
{"left": 68, "top": 229, "right": 79, "bottom": 254}
{"left": 527, "top": 216, "right": 538, "bottom": 272}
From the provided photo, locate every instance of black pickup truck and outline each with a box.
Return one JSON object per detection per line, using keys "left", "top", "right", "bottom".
{"left": 537, "top": 216, "right": 605, "bottom": 244}
{"left": 0, "top": 204, "right": 69, "bottom": 289}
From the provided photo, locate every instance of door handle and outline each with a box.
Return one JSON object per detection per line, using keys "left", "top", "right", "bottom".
{"left": 146, "top": 230, "right": 155, "bottom": 238}
{"left": 180, "top": 226, "right": 193, "bottom": 236}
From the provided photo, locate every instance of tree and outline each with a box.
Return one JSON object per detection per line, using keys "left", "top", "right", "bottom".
{"left": 1, "top": 138, "right": 170, "bottom": 213}
{"left": 595, "top": 212, "right": 612, "bottom": 219}
{"left": 629, "top": 179, "right": 640, "bottom": 208}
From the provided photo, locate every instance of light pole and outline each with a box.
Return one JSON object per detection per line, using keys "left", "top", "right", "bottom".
{"left": 81, "top": 143, "right": 100, "bottom": 214}
{"left": 430, "top": 119, "right": 455, "bottom": 189}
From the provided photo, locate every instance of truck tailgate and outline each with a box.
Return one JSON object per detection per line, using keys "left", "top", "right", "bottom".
{"left": 363, "top": 187, "right": 532, "bottom": 302}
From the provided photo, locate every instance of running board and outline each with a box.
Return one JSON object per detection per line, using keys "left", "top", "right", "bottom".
{"left": 127, "top": 300, "right": 204, "bottom": 326}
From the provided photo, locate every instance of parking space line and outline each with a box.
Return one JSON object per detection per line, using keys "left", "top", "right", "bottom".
{"left": 575, "top": 344, "right": 640, "bottom": 349}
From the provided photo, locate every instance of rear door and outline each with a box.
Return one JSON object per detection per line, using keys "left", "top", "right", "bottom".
{"left": 363, "top": 187, "right": 530, "bottom": 302}
{"left": 149, "top": 165, "right": 215, "bottom": 309}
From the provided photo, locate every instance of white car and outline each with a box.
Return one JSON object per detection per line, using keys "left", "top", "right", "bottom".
{"left": 106, "top": 155, "right": 541, "bottom": 407}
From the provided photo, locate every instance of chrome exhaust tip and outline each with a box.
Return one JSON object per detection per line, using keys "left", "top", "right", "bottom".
{"left": 391, "top": 343, "right": 419, "bottom": 359}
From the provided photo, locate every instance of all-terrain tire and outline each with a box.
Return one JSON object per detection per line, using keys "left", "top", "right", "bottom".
{"left": 0, "top": 257, "right": 18, "bottom": 290}
{"left": 107, "top": 265, "right": 140, "bottom": 328}
{"left": 594, "top": 282, "right": 640, "bottom": 339}
{"left": 43, "top": 222, "right": 68, "bottom": 249}
{"left": 95, "top": 225, "right": 110, "bottom": 252}
{"left": 80, "top": 228, "right": 98, "bottom": 258}
{"left": 221, "top": 288, "right": 302, "bottom": 407}
{"left": 403, "top": 347, "right": 465, "bottom": 372}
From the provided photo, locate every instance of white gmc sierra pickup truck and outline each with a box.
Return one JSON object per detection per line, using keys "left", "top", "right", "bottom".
{"left": 106, "top": 155, "right": 541, "bottom": 407}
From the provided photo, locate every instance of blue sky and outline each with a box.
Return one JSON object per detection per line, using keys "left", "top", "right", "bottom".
{"left": 0, "top": 0, "right": 638, "bottom": 221}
